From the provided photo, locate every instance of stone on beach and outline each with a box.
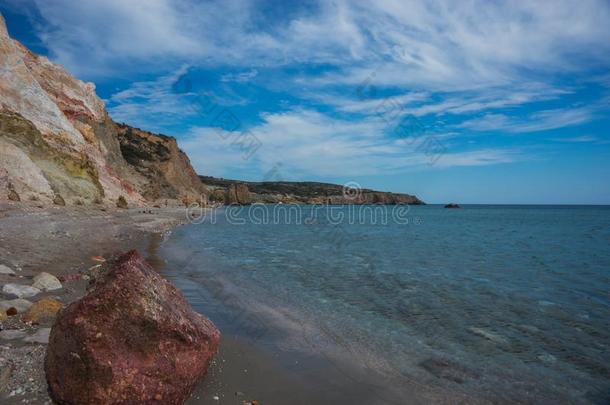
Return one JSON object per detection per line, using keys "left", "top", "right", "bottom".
{"left": 32, "top": 272, "right": 62, "bottom": 291}
{"left": 0, "top": 264, "right": 15, "bottom": 275}
{"left": 0, "top": 310, "right": 6, "bottom": 322}
{"left": 0, "top": 329, "right": 27, "bottom": 340}
{"left": 23, "top": 298, "right": 63, "bottom": 324}
{"left": 45, "top": 250, "right": 220, "bottom": 405}
{"left": 0, "top": 298, "right": 33, "bottom": 314}
{"left": 23, "top": 328, "right": 51, "bottom": 344}
{"left": 2, "top": 283, "right": 40, "bottom": 298}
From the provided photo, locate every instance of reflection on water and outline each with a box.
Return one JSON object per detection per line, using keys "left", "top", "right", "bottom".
{"left": 159, "top": 205, "right": 610, "bottom": 404}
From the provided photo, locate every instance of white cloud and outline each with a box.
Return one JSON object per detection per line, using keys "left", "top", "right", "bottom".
{"left": 459, "top": 106, "right": 596, "bottom": 133}
{"left": 179, "top": 108, "right": 522, "bottom": 178}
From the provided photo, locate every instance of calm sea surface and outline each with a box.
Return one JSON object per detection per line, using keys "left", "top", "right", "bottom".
{"left": 158, "top": 205, "right": 610, "bottom": 404}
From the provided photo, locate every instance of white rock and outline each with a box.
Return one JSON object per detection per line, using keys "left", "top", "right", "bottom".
{"left": 0, "top": 298, "right": 33, "bottom": 313}
{"left": 0, "top": 265, "right": 15, "bottom": 275}
{"left": 32, "top": 272, "right": 62, "bottom": 291}
{"left": 23, "top": 328, "right": 51, "bottom": 344}
{"left": 0, "top": 329, "right": 27, "bottom": 340}
{"left": 2, "top": 283, "right": 41, "bottom": 298}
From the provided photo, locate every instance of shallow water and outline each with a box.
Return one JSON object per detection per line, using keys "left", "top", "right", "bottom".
{"left": 159, "top": 205, "right": 610, "bottom": 404}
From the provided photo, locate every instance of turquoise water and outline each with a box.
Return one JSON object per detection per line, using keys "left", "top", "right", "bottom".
{"left": 159, "top": 205, "right": 610, "bottom": 403}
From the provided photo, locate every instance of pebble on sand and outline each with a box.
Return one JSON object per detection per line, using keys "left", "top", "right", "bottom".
{"left": 0, "top": 298, "right": 33, "bottom": 314}
{"left": 32, "top": 272, "right": 62, "bottom": 291}
{"left": 0, "top": 329, "right": 27, "bottom": 340}
{"left": 23, "top": 328, "right": 51, "bottom": 344}
{"left": 23, "top": 298, "right": 63, "bottom": 324}
{"left": 2, "top": 284, "right": 41, "bottom": 298}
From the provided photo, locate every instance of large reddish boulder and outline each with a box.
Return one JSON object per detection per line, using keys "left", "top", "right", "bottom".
{"left": 45, "top": 251, "right": 220, "bottom": 404}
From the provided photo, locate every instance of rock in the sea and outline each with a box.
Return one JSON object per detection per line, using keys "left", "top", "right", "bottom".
{"left": 0, "top": 298, "right": 33, "bottom": 313}
{"left": 2, "top": 283, "right": 40, "bottom": 298}
{"left": 45, "top": 250, "right": 220, "bottom": 405}
{"left": 23, "top": 327, "right": 51, "bottom": 344}
{"left": 0, "top": 264, "right": 15, "bottom": 275}
{"left": 225, "top": 183, "right": 252, "bottom": 205}
{"left": 23, "top": 298, "right": 63, "bottom": 324}
{"left": 32, "top": 272, "right": 62, "bottom": 291}
{"left": 444, "top": 203, "right": 460, "bottom": 208}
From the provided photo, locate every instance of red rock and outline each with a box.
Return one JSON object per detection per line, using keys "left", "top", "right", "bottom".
{"left": 45, "top": 250, "right": 220, "bottom": 404}
{"left": 6, "top": 307, "right": 17, "bottom": 316}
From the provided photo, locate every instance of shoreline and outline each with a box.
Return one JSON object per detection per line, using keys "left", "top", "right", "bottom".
{"left": 0, "top": 202, "right": 189, "bottom": 403}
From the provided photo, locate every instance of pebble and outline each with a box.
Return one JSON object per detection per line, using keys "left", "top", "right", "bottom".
{"left": 2, "top": 284, "right": 41, "bottom": 299}
{"left": 23, "top": 328, "right": 51, "bottom": 344}
{"left": 0, "top": 330, "right": 27, "bottom": 340}
{"left": 0, "top": 265, "right": 15, "bottom": 275}
{"left": 0, "top": 299, "right": 34, "bottom": 314}
{"left": 32, "top": 272, "right": 62, "bottom": 291}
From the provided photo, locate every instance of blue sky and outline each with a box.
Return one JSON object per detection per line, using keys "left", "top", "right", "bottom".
{"left": 2, "top": 0, "right": 610, "bottom": 204}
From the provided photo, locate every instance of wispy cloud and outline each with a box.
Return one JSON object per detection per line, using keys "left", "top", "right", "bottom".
{"left": 458, "top": 106, "right": 597, "bottom": 133}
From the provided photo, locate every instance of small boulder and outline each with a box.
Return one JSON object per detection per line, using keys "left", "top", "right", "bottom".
{"left": 2, "top": 283, "right": 41, "bottom": 298}
{"left": 45, "top": 250, "right": 220, "bottom": 405}
{"left": 116, "top": 195, "right": 128, "bottom": 209}
{"left": 24, "top": 328, "right": 51, "bottom": 344}
{"left": 0, "top": 298, "right": 33, "bottom": 314}
{"left": 0, "top": 310, "right": 6, "bottom": 322}
{"left": 23, "top": 298, "right": 63, "bottom": 324}
{"left": 0, "top": 329, "right": 27, "bottom": 340}
{"left": 0, "top": 264, "right": 15, "bottom": 275}
{"left": 5, "top": 307, "right": 17, "bottom": 316}
{"left": 53, "top": 194, "right": 66, "bottom": 206}
{"left": 32, "top": 272, "right": 62, "bottom": 291}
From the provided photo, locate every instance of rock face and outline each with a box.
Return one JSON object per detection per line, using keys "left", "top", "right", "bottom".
{"left": 116, "top": 124, "right": 206, "bottom": 204}
{"left": 225, "top": 183, "right": 252, "bottom": 205}
{"left": 45, "top": 251, "right": 220, "bottom": 405}
{"left": 0, "top": 14, "right": 206, "bottom": 206}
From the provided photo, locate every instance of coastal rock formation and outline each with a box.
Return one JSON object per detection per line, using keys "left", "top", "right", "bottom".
{"left": 116, "top": 124, "right": 206, "bottom": 203}
{"left": 445, "top": 203, "right": 460, "bottom": 208}
{"left": 225, "top": 183, "right": 252, "bottom": 205}
{"left": 45, "top": 250, "right": 220, "bottom": 404}
{"left": 200, "top": 176, "right": 424, "bottom": 205}
{"left": 0, "top": 14, "right": 206, "bottom": 206}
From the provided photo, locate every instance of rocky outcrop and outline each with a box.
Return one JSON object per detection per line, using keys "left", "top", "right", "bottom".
{"left": 45, "top": 251, "right": 220, "bottom": 404}
{"left": 225, "top": 183, "right": 252, "bottom": 205}
{"left": 200, "top": 176, "right": 424, "bottom": 205}
{"left": 0, "top": 14, "right": 205, "bottom": 206}
{"left": 445, "top": 203, "right": 460, "bottom": 208}
{"left": 116, "top": 124, "right": 206, "bottom": 204}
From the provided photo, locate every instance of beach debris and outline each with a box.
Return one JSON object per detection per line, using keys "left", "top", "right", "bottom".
{"left": 0, "top": 265, "right": 15, "bottom": 275}
{"left": 0, "top": 299, "right": 33, "bottom": 314}
{"left": 2, "top": 283, "right": 41, "bottom": 298}
{"left": 23, "top": 298, "right": 63, "bottom": 324}
{"left": 116, "top": 195, "right": 128, "bottom": 209}
{"left": 32, "top": 272, "right": 62, "bottom": 291}
{"left": 23, "top": 328, "right": 51, "bottom": 344}
{"left": 91, "top": 256, "right": 106, "bottom": 263}
{"left": 45, "top": 250, "right": 221, "bottom": 404}
{"left": 0, "top": 329, "right": 26, "bottom": 340}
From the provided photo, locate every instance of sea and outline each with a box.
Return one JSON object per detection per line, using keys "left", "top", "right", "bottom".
{"left": 156, "top": 204, "right": 610, "bottom": 404}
